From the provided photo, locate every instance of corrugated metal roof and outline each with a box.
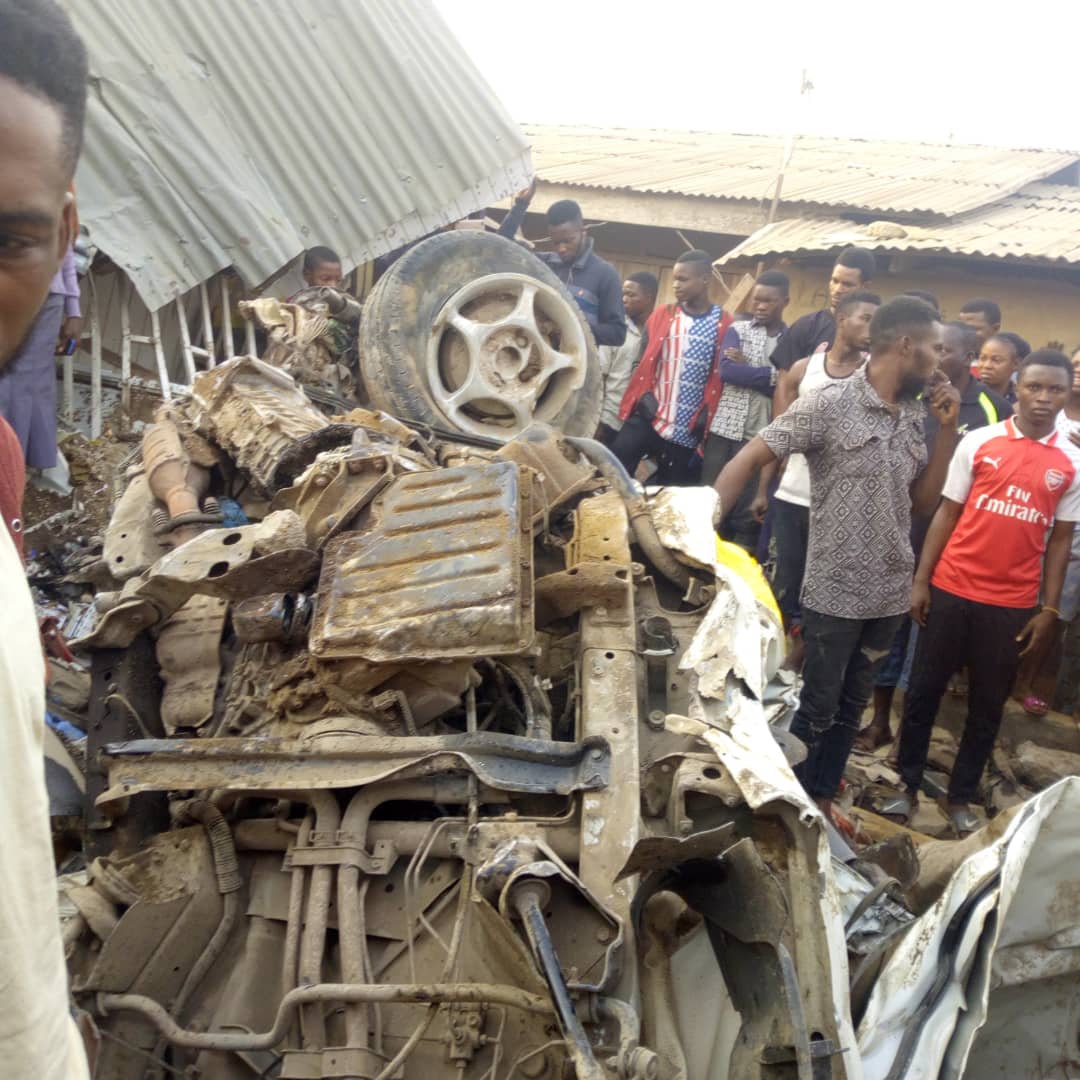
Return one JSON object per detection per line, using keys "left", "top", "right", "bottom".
{"left": 715, "top": 183, "right": 1080, "bottom": 267}
{"left": 525, "top": 125, "right": 1078, "bottom": 219}
{"left": 64, "top": 0, "right": 532, "bottom": 312}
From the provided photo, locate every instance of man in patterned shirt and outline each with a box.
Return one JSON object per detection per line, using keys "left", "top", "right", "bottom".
{"left": 712, "top": 297, "right": 960, "bottom": 822}
{"left": 614, "top": 250, "right": 732, "bottom": 483}
{"left": 702, "top": 269, "right": 789, "bottom": 549}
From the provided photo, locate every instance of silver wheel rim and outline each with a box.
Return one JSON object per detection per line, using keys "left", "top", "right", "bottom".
{"left": 425, "top": 272, "right": 589, "bottom": 439}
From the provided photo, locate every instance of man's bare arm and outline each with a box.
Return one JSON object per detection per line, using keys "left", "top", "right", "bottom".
{"left": 910, "top": 380, "right": 961, "bottom": 516}
{"left": 1018, "top": 519, "right": 1076, "bottom": 657}
{"left": 910, "top": 497, "right": 964, "bottom": 625}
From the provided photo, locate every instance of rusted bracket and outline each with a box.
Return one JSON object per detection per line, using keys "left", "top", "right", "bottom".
{"left": 534, "top": 563, "right": 630, "bottom": 624}
{"left": 283, "top": 837, "right": 396, "bottom": 875}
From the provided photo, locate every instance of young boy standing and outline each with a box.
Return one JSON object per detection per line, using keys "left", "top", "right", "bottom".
{"left": 614, "top": 251, "right": 732, "bottom": 483}
{"left": 891, "top": 351, "right": 1080, "bottom": 834}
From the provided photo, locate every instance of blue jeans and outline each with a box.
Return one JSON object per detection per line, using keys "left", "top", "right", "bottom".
{"left": 791, "top": 608, "right": 904, "bottom": 799}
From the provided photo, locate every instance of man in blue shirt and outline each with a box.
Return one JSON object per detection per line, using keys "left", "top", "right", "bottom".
{"left": 536, "top": 200, "right": 626, "bottom": 348}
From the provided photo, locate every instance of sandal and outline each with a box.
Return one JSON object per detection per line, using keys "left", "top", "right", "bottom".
{"left": 946, "top": 805, "right": 980, "bottom": 837}
{"left": 1022, "top": 695, "right": 1049, "bottom": 717}
{"left": 878, "top": 792, "right": 914, "bottom": 822}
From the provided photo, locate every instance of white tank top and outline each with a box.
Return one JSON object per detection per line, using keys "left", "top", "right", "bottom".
{"left": 775, "top": 352, "right": 859, "bottom": 508}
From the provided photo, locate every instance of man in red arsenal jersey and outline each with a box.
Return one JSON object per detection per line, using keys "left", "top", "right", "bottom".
{"left": 892, "top": 351, "right": 1080, "bottom": 834}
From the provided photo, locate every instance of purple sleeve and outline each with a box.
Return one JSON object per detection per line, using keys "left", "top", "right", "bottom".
{"left": 718, "top": 326, "right": 774, "bottom": 391}
{"left": 61, "top": 249, "right": 80, "bottom": 318}
{"left": 719, "top": 358, "right": 775, "bottom": 391}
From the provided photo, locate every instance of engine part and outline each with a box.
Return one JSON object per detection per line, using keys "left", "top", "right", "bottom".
{"left": 102, "top": 473, "right": 166, "bottom": 581}
{"left": 272, "top": 443, "right": 396, "bottom": 549}
{"left": 76, "top": 512, "right": 317, "bottom": 650}
{"left": 142, "top": 407, "right": 222, "bottom": 545}
{"left": 187, "top": 357, "right": 331, "bottom": 496}
{"left": 232, "top": 592, "right": 312, "bottom": 645}
{"left": 311, "top": 461, "right": 534, "bottom": 663}
{"left": 155, "top": 594, "right": 228, "bottom": 733}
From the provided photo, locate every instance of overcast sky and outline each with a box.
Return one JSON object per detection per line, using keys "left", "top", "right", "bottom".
{"left": 434, "top": 0, "right": 1078, "bottom": 151}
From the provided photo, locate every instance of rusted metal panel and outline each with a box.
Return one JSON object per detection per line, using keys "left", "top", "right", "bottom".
{"left": 311, "top": 462, "right": 534, "bottom": 663}
{"left": 63, "top": 0, "right": 532, "bottom": 312}
{"left": 717, "top": 182, "right": 1080, "bottom": 268}
{"left": 526, "top": 125, "right": 1078, "bottom": 218}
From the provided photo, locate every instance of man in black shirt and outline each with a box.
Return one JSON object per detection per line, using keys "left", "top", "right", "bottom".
{"left": 769, "top": 246, "right": 877, "bottom": 371}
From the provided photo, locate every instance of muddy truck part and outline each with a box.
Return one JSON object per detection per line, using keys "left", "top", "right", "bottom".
{"left": 63, "top": 352, "right": 857, "bottom": 1080}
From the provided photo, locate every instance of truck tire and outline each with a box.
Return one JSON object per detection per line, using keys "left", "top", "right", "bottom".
{"left": 358, "top": 231, "right": 601, "bottom": 441}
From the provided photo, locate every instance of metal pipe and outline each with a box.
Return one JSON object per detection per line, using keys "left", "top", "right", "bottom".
{"left": 336, "top": 778, "right": 475, "bottom": 1053}
{"left": 298, "top": 792, "right": 340, "bottom": 1048}
{"left": 564, "top": 436, "right": 691, "bottom": 591}
{"left": 233, "top": 816, "right": 580, "bottom": 860}
{"left": 511, "top": 883, "right": 606, "bottom": 1080}
{"left": 98, "top": 983, "right": 556, "bottom": 1052}
{"left": 170, "top": 801, "right": 243, "bottom": 1023}
{"left": 281, "top": 814, "right": 312, "bottom": 1005}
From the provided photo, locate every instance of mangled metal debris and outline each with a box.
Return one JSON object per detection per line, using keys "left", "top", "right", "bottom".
{"left": 50, "top": 348, "right": 1080, "bottom": 1080}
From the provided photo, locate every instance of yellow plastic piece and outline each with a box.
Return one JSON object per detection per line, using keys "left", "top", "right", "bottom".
{"left": 715, "top": 537, "right": 782, "bottom": 623}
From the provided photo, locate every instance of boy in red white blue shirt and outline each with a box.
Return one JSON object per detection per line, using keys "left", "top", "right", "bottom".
{"left": 891, "top": 350, "right": 1080, "bottom": 834}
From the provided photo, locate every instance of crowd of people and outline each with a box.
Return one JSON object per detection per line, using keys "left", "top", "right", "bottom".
{"left": 510, "top": 195, "right": 1080, "bottom": 838}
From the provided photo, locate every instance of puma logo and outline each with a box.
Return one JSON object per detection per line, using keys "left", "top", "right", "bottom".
{"left": 984, "top": 455, "right": 1003, "bottom": 470}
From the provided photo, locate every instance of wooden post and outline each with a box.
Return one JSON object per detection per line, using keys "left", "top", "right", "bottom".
{"left": 220, "top": 276, "right": 234, "bottom": 360}
{"left": 89, "top": 276, "right": 103, "bottom": 438}
{"left": 176, "top": 294, "right": 197, "bottom": 385}
{"left": 199, "top": 280, "right": 215, "bottom": 366}
{"left": 120, "top": 277, "right": 132, "bottom": 415}
{"left": 150, "top": 307, "right": 171, "bottom": 400}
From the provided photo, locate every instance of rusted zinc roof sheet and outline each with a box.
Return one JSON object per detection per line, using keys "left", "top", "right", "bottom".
{"left": 525, "top": 125, "right": 1078, "bottom": 220}
{"left": 64, "top": 0, "right": 531, "bottom": 312}
{"left": 715, "top": 183, "right": 1080, "bottom": 268}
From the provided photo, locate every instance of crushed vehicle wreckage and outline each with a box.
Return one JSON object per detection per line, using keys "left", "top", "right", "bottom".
{"left": 59, "top": 335, "right": 865, "bottom": 1079}
{"left": 47, "top": 236, "right": 1080, "bottom": 1079}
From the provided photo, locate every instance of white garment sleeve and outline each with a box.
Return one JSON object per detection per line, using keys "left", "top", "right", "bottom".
{"left": 0, "top": 529, "right": 89, "bottom": 1080}
{"left": 1055, "top": 472, "right": 1080, "bottom": 522}
{"left": 941, "top": 430, "right": 980, "bottom": 504}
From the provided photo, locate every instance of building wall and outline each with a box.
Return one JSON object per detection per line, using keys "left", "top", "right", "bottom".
{"left": 771, "top": 256, "right": 1080, "bottom": 351}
